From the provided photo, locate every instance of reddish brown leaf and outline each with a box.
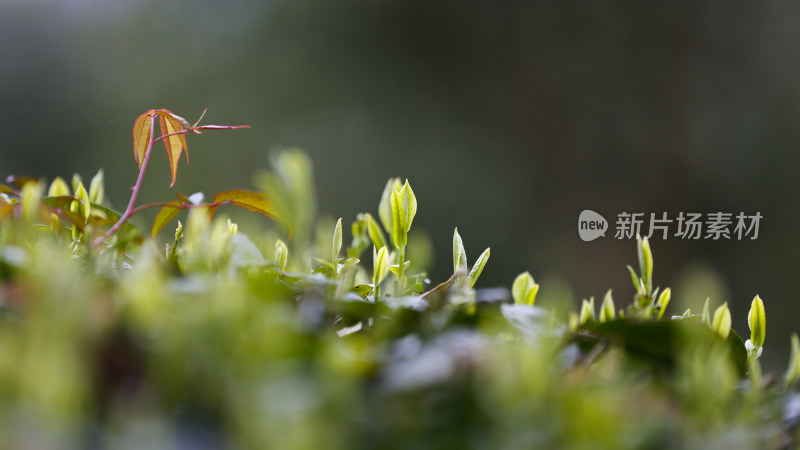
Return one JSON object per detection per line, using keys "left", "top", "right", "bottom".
{"left": 212, "top": 189, "right": 290, "bottom": 234}
{"left": 133, "top": 110, "right": 155, "bottom": 169}
{"left": 162, "top": 110, "right": 191, "bottom": 128}
{"left": 151, "top": 201, "right": 183, "bottom": 238}
{"left": 155, "top": 109, "right": 189, "bottom": 187}
{"left": 0, "top": 184, "right": 15, "bottom": 195}
{"left": 213, "top": 189, "right": 274, "bottom": 215}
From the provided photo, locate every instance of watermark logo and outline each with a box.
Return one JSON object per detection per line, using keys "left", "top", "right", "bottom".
{"left": 578, "top": 210, "right": 762, "bottom": 241}
{"left": 578, "top": 209, "right": 608, "bottom": 242}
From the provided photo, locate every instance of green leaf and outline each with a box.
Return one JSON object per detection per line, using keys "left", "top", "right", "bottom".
{"left": 747, "top": 294, "right": 766, "bottom": 348}
{"left": 72, "top": 182, "right": 91, "bottom": 220}
{"left": 656, "top": 288, "right": 671, "bottom": 320}
{"left": 152, "top": 201, "right": 183, "bottom": 238}
{"left": 711, "top": 302, "right": 732, "bottom": 339}
{"left": 701, "top": 297, "right": 711, "bottom": 327}
{"left": 274, "top": 239, "right": 288, "bottom": 269}
{"left": 626, "top": 265, "right": 641, "bottom": 294}
{"left": 378, "top": 177, "right": 401, "bottom": 235}
{"left": 373, "top": 245, "right": 390, "bottom": 286}
{"left": 580, "top": 297, "right": 596, "bottom": 325}
{"left": 600, "top": 290, "right": 615, "bottom": 323}
{"left": 47, "top": 177, "right": 70, "bottom": 197}
{"left": 71, "top": 173, "right": 83, "bottom": 193}
{"left": 522, "top": 284, "right": 539, "bottom": 306}
{"left": 332, "top": 217, "right": 343, "bottom": 263}
{"left": 390, "top": 188, "right": 406, "bottom": 249}
{"left": 399, "top": 179, "right": 417, "bottom": 231}
{"left": 350, "top": 284, "right": 373, "bottom": 298}
{"left": 637, "top": 236, "right": 653, "bottom": 294}
{"left": 364, "top": 213, "right": 388, "bottom": 251}
{"left": 388, "top": 260, "right": 411, "bottom": 276}
{"left": 512, "top": 271, "right": 534, "bottom": 304}
{"left": 453, "top": 227, "right": 467, "bottom": 273}
{"left": 348, "top": 214, "right": 370, "bottom": 258}
{"left": 89, "top": 169, "right": 104, "bottom": 204}
{"left": 467, "top": 247, "right": 490, "bottom": 288}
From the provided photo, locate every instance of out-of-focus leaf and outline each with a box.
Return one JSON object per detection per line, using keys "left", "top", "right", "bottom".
{"left": 42, "top": 197, "right": 139, "bottom": 237}
{"left": 711, "top": 302, "right": 732, "bottom": 339}
{"left": 71, "top": 173, "right": 83, "bottom": 193}
{"left": 5, "top": 176, "right": 38, "bottom": 190}
{"left": 350, "top": 284, "right": 373, "bottom": 298}
{"left": 152, "top": 201, "right": 183, "bottom": 238}
{"left": 47, "top": 177, "right": 70, "bottom": 197}
{"left": 274, "top": 239, "right": 288, "bottom": 269}
{"left": 580, "top": 319, "right": 748, "bottom": 376}
{"left": 0, "top": 203, "right": 13, "bottom": 222}
{"left": 89, "top": 169, "right": 104, "bottom": 204}
{"left": 579, "top": 297, "right": 596, "bottom": 324}
{"left": 133, "top": 109, "right": 155, "bottom": 169}
{"left": 0, "top": 184, "right": 16, "bottom": 195}
{"left": 40, "top": 196, "right": 86, "bottom": 231}
{"left": 701, "top": 298, "right": 711, "bottom": 326}
{"left": 41, "top": 195, "right": 77, "bottom": 210}
{"left": 600, "top": 290, "right": 615, "bottom": 323}
{"left": 156, "top": 109, "right": 189, "bottom": 187}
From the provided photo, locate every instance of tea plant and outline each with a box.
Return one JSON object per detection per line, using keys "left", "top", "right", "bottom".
{"left": 0, "top": 111, "right": 799, "bottom": 448}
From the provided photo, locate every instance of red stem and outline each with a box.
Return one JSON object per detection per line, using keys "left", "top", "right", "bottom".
{"left": 152, "top": 129, "right": 190, "bottom": 144}
{"left": 129, "top": 199, "right": 233, "bottom": 216}
{"left": 95, "top": 112, "right": 157, "bottom": 246}
{"left": 91, "top": 113, "right": 250, "bottom": 248}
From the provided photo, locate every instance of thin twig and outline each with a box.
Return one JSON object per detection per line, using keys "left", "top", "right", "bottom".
{"left": 94, "top": 112, "right": 157, "bottom": 247}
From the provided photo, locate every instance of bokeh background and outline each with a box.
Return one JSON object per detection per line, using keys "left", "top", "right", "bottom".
{"left": 2, "top": 0, "right": 798, "bottom": 369}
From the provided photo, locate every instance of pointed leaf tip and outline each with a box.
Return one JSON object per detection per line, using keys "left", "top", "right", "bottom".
{"left": 748, "top": 295, "right": 766, "bottom": 348}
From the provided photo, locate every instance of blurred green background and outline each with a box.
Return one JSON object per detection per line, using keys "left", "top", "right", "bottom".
{"left": 1, "top": 0, "right": 797, "bottom": 369}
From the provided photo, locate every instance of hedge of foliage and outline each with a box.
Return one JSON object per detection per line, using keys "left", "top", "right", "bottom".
{"left": 0, "top": 111, "right": 799, "bottom": 449}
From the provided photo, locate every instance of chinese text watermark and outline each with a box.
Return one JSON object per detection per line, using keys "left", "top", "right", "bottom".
{"left": 578, "top": 210, "right": 761, "bottom": 242}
